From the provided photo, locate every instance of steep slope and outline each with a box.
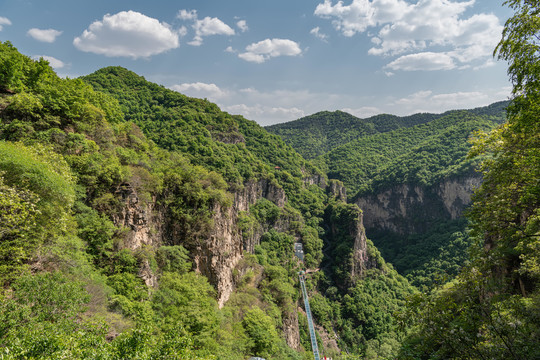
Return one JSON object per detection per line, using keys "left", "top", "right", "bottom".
{"left": 265, "top": 110, "right": 376, "bottom": 159}
{"left": 0, "top": 42, "right": 416, "bottom": 360}
{"left": 318, "top": 107, "right": 507, "bottom": 198}
{"left": 266, "top": 103, "right": 509, "bottom": 163}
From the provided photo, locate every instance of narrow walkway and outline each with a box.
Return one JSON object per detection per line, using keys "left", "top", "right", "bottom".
{"left": 299, "top": 272, "right": 321, "bottom": 360}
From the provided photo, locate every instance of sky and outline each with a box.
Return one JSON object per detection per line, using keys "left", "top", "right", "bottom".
{"left": 0, "top": 0, "right": 514, "bottom": 126}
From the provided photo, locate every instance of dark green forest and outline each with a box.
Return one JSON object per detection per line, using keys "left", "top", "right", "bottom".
{"left": 1, "top": 1, "right": 539, "bottom": 359}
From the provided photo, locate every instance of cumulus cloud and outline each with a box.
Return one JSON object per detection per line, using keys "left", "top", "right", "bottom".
{"left": 310, "top": 27, "right": 329, "bottom": 42}
{"left": 177, "top": 9, "right": 198, "bottom": 21}
{"left": 0, "top": 17, "right": 12, "bottom": 31}
{"left": 386, "top": 52, "right": 456, "bottom": 71}
{"left": 237, "top": 20, "right": 248, "bottom": 32}
{"left": 342, "top": 106, "right": 381, "bottom": 118}
{"left": 32, "top": 55, "right": 65, "bottom": 69}
{"left": 170, "top": 82, "right": 228, "bottom": 99}
{"left": 315, "top": 0, "right": 503, "bottom": 71}
{"left": 73, "top": 11, "right": 179, "bottom": 58}
{"left": 224, "top": 104, "right": 306, "bottom": 125}
{"left": 238, "top": 38, "right": 302, "bottom": 63}
{"left": 178, "top": 9, "right": 235, "bottom": 46}
{"left": 189, "top": 16, "right": 235, "bottom": 46}
{"left": 27, "top": 28, "right": 62, "bottom": 43}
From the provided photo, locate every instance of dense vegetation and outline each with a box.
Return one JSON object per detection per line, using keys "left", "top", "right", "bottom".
{"left": 2, "top": 1, "right": 538, "bottom": 357}
{"left": 265, "top": 103, "right": 507, "bottom": 162}
{"left": 0, "top": 41, "right": 417, "bottom": 359}
{"left": 316, "top": 108, "right": 507, "bottom": 198}
{"left": 398, "top": 1, "right": 540, "bottom": 358}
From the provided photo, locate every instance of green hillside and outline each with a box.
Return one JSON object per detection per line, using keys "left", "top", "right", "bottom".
{"left": 317, "top": 107, "right": 507, "bottom": 199}
{"left": 265, "top": 110, "right": 376, "bottom": 159}
{"left": 0, "top": 41, "right": 415, "bottom": 360}
{"left": 265, "top": 110, "right": 445, "bottom": 160}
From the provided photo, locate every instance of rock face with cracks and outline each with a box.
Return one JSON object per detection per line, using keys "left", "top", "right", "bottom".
{"left": 355, "top": 174, "right": 482, "bottom": 235}
{"left": 112, "top": 178, "right": 287, "bottom": 307}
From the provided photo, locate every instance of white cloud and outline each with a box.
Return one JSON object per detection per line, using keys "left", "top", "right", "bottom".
{"left": 342, "top": 106, "right": 381, "bottom": 118}
{"left": 310, "top": 27, "right": 329, "bottom": 42}
{"left": 225, "top": 46, "right": 236, "bottom": 53}
{"left": 0, "top": 17, "right": 12, "bottom": 31}
{"left": 189, "top": 16, "right": 235, "bottom": 46}
{"left": 237, "top": 20, "right": 248, "bottom": 32}
{"left": 27, "top": 28, "right": 62, "bottom": 43}
{"left": 178, "top": 10, "right": 235, "bottom": 46}
{"left": 177, "top": 9, "right": 197, "bottom": 21}
{"left": 73, "top": 11, "right": 179, "bottom": 58}
{"left": 224, "top": 104, "right": 306, "bottom": 125}
{"left": 170, "top": 82, "right": 228, "bottom": 99}
{"left": 393, "top": 89, "right": 493, "bottom": 114}
{"left": 32, "top": 55, "right": 65, "bottom": 69}
{"left": 386, "top": 52, "right": 456, "bottom": 71}
{"left": 239, "top": 38, "right": 302, "bottom": 63}
{"left": 315, "top": 0, "right": 503, "bottom": 71}
{"left": 178, "top": 26, "right": 188, "bottom": 37}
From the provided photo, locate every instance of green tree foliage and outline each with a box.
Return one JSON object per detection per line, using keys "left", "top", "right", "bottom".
{"left": 371, "top": 219, "right": 472, "bottom": 290}
{"left": 0, "top": 176, "right": 38, "bottom": 283}
{"left": 152, "top": 272, "right": 220, "bottom": 348}
{"left": 242, "top": 307, "right": 281, "bottom": 357}
{"left": 82, "top": 66, "right": 322, "bottom": 186}
{"left": 0, "top": 141, "right": 76, "bottom": 283}
{"left": 318, "top": 109, "right": 506, "bottom": 198}
{"left": 0, "top": 41, "right": 435, "bottom": 359}
{"left": 400, "top": 1, "right": 540, "bottom": 358}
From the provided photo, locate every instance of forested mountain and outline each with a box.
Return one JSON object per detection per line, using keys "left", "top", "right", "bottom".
{"left": 265, "top": 102, "right": 507, "bottom": 161}
{"left": 268, "top": 102, "right": 508, "bottom": 292}
{"left": 399, "top": 2, "right": 540, "bottom": 357}
{"left": 318, "top": 107, "right": 507, "bottom": 198}
{"left": 0, "top": 41, "right": 415, "bottom": 360}
{"left": 1, "top": 1, "right": 539, "bottom": 358}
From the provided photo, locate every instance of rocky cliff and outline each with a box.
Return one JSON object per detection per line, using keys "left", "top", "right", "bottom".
{"left": 112, "top": 177, "right": 288, "bottom": 307}
{"left": 355, "top": 173, "right": 482, "bottom": 235}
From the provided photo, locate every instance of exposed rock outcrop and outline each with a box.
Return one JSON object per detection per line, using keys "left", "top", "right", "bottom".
{"left": 111, "top": 183, "right": 162, "bottom": 287}
{"left": 193, "top": 203, "right": 244, "bottom": 308}
{"left": 112, "top": 177, "right": 289, "bottom": 306}
{"left": 355, "top": 174, "right": 482, "bottom": 234}
{"left": 234, "top": 178, "right": 287, "bottom": 212}
{"left": 350, "top": 210, "right": 371, "bottom": 278}
{"left": 328, "top": 179, "right": 347, "bottom": 202}
{"left": 325, "top": 201, "right": 377, "bottom": 283}
{"left": 112, "top": 183, "right": 161, "bottom": 250}
{"left": 283, "top": 309, "right": 301, "bottom": 351}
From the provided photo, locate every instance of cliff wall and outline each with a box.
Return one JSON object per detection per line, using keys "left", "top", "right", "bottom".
{"left": 355, "top": 174, "right": 482, "bottom": 234}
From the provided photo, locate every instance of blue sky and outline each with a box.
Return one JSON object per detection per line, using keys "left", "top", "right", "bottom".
{"left": 1, "top": 0, "right": 513, "bottom": 125}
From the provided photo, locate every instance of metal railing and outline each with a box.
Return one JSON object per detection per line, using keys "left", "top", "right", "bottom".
{"left": 299, "top": 272, "right": 320, "bottom": 360}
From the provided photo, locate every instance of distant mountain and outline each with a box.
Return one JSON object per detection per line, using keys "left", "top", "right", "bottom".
{"left": 266, "top": 101, "right": 509, "bottom": 161}
{"left": 265, "top": 110, "right": 376, "bottom": 159}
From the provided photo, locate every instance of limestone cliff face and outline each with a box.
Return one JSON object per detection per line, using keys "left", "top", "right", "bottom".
{"left": 328, "top": 179, "right": 347, "bottom": 202}
{"left": 112, "top": 183, "right": 161, "bottom": 250}
{"left": 355, "top": 174, "right": 482, "bottom": 234}
{"left": 193, "top": 203, "right": 243, "bottom": 308}
{"left": 111, "top": 183, "right": 161, "bottom": 287}
{"left": 350, "top": 211, "right": 372, "bottom": 278}
{"left": 111, "top": 177, "right": 288, "bottom": 307}
{"left": 283, "top": 308, "right": 301, "bottom": 351}
{"left": 234, "top": 178, "right": 287, "bottom": 212}
{"left": 191, "top": 178, "right": 288, "bottom": 306}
